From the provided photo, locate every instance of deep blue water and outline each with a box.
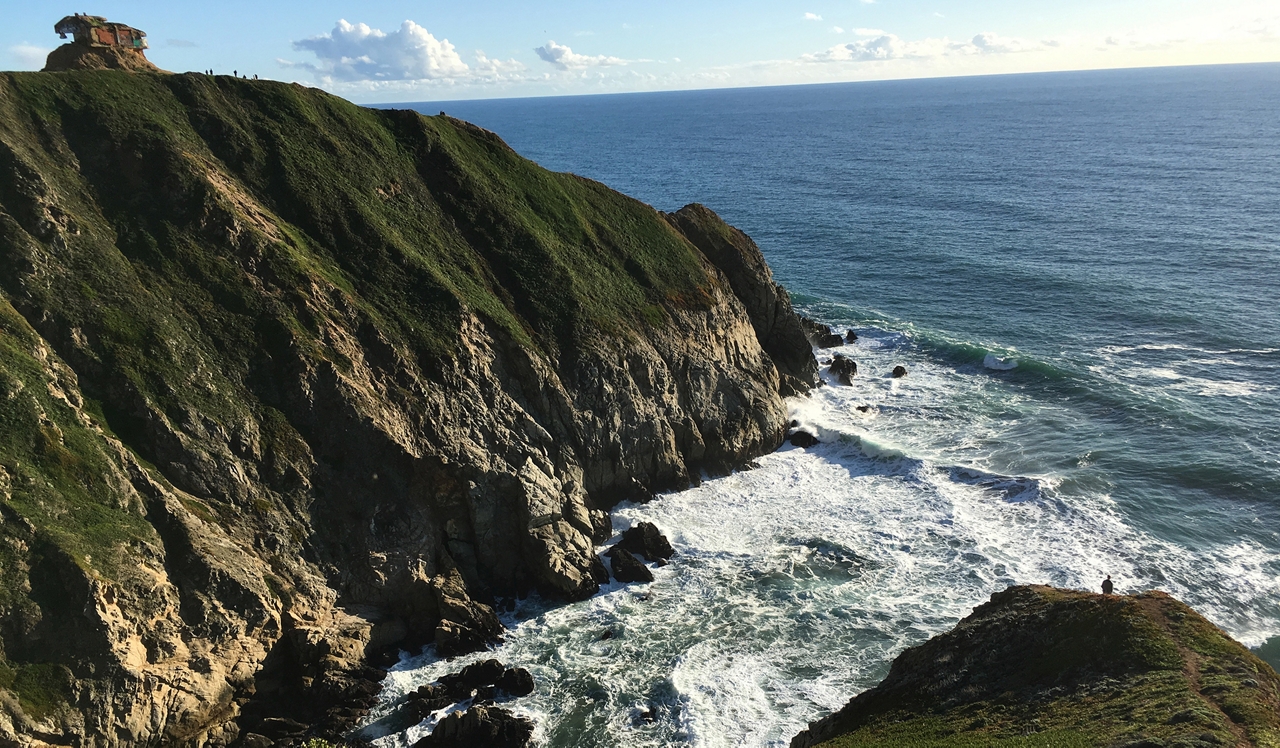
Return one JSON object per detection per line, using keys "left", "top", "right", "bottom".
{"left": 367, "top": 65, "right": 1280, "bottom": 747}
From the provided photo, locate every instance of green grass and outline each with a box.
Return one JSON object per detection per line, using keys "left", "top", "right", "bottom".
{"left": 0, "top": 661, "right": 73, "bottom": 720}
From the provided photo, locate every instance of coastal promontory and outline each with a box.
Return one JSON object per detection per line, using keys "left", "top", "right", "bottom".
{"left": 792, "top": 585, "right": 1280, "bottom": 747}
{"left": 0, "top": 68, "right": 814, "bottom": 744}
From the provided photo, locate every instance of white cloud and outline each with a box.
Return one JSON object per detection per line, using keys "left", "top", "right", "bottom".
{"left": 473, "top": 50, "right": 525, "bottom": 76}
{"left": 292, "top": 20, "right": 491, "bottom": 81}
{"left": 805, "top": 31, "right": 1041, "bottom": 62}
{"left": 804, "top": 13, "right": 823, "bottom": 21}
{"left": 10, "top": 44, "right": 49, "bottom": 70}
{"left": 534, "top": 40, "right": 627, "bottom": 70}
{"left": 833, "top": 26, "right": 845, "bottom": 34}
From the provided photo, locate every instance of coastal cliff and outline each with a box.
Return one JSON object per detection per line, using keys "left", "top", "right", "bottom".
{"left": 793, "top": 585, "right": 1280, "bottom": 748}
{"left": 0, "top": 69, "right": 815, "bottom": 745}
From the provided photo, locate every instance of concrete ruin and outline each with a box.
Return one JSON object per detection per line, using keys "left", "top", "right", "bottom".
{"left": 44, "top": 14, "right": 160, "bottom": 72}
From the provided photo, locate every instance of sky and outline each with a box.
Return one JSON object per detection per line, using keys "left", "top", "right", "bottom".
{"left": 5, "top": 1, "right": 1279, "bottom": 103}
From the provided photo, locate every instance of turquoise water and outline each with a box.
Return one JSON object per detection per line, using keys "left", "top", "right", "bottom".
{"left": 363, "top": 64, "right": 1280, "bottom": 746}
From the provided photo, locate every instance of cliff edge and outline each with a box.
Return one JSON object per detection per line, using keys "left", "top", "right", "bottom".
{"left": 793, "top": 585, "right": 1280, "bottom": 748}
{"left": 0, "top": 70, "right": 815, "bottom": 745}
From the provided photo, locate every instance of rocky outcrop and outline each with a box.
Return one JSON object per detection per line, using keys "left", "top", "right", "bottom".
{"left": 666, "top": 205, "right": 818, "bottom": 395}
{"left": 829, "top": 354, "right": 857, "bottom": 385}
{"left": 605, "top": 547, "right": 653, "bottom": 584}
{"left": 0, "top": 71, "right": 816, "bottom": 745}
{"left": 42, "top": 43, "right": 162, "bottom": 73}
{"left": 614, "top": 522, "right": 674, "bottom": 565}
{"left": 798, "top": 317, "right": 845, "bottom": 349}
{"left": 415, "top": 705, "right": 533, "bottom": 748}
{"left": 793, "top": 585, "right": 1280, "bottom": 748}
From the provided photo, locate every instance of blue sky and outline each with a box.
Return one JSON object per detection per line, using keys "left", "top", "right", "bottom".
{"left": 5, "top": 1, "right": 1278, "bottom": 102}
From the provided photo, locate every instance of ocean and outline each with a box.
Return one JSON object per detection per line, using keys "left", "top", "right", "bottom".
{"left": 361, "top": 63, "right": 1280, "bottom": 747}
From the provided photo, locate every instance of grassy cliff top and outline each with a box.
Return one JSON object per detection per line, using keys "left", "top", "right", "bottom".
{"left": 0, "top": 70, "right": 716, "bottom": 366}
{"left": 0, "top": 69, "right": 736, "bottom": 649}
{"left": 797, "top": 585, "right": 1280, "bottom": 748}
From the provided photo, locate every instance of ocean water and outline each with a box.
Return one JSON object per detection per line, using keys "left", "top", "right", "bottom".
{"left": 362, "top": 64, "right": 1280, "bottom": 746}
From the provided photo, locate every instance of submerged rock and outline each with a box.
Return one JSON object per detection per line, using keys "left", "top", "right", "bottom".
{"left": 789, "top": 430, "right": 819, "bottom": 448}
{"left": 792, "top": 585, "right": 1280, "bottom": 747}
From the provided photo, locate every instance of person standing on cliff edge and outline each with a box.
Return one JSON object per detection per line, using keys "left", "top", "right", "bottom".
{"left": 1102, "top": 575, "right": 1114, "bottom": 594}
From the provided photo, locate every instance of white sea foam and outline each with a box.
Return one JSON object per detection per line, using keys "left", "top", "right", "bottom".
{"left": 982, "top": 353, "right": 1019, "bottom": 370}
{"left": 364, "top": 330, "right": 1280, "bottom": 748}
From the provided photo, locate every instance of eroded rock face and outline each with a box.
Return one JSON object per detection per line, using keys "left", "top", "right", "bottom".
{"left": 0, "top": 72, "right": 815, "bottom": 745}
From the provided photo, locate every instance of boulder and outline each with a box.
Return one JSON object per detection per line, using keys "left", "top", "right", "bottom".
{"left": 457, "top": 659, "right": 505, "bottom": 690}
{"left": 788, "top": 430, "right": 819, "bottom": 448}
{"left": 495, "top": 667, "right": 536, "bottom": 697}
{"left": 414, "top": 705, "right": 534, "bottom": 748}
{"left": 845, "top": 330, "right": 858, "bottom": 343}
{"left": 606, "top": 547, "right": 655, "bottom": 583}
{"left": 830, "top": 354, "right": 857, "bottom": 385}
{"left": 892, "top": 365, "right": 908, "bottom": 378}
{"left": 616, "top": 522, "right": 675, "bottom": 564}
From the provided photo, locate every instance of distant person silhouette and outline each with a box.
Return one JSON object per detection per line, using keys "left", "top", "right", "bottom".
{"left": 1101, "top": 575, "right": 1114, "bottom": 595}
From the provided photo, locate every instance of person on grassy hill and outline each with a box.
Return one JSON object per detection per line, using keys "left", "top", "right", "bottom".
{"left": 1102, "top": 575, "right": 1114, "bottom": 594}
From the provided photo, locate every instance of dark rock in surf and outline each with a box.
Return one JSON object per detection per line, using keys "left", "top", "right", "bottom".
{"left": 457, "top": 660, "right": 506, "bottom": 691}
{"left": 830, "top": 354, "right": 857, "bottom": 385}
{"left": 855, "top": 405, "right": 871, "bottom": 413}
{"left": 845, "top": 330, "right": 858, "bottom": 343}
{"left": 415, "top": 705, "right": 533, "bottom": 748}
{"left": 789, "top": 430, "right": 819, "bottom": 448}
{"left": 892, "top": 365, "right": 909, "bottom": 378}
{"left": 495, "top": 667, "right": 536, "bottom": 697}
{"left": 617, "top": 521, "right": 675, "bottom": 564}
{"left": 799, "top": 316, "right": 831, "bottom": 340}
{"left": 606, "top": 547, "right": 655, "bottom": 583}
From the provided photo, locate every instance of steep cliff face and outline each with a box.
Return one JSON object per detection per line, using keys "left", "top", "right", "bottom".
{"left": 793, "top": 586, "right": 1280, "bottom": 748}
{"left": 0, "top": 70, "right": 815, "bottom": 745}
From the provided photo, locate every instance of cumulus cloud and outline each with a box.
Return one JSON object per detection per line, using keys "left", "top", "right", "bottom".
{"left": 805, "top": 12, "right": 823, "bottom": 21}
{"left": 291, "top": 19, "right": 521, "bottom": 81}
{"left": 10, "top": 44, "right": 49, "bottom": 70}
{"left": 805, "top": 31, "right": 1040, "bottom": 62}
{"left": 534, "top": 40, "right": 627, "bottom": 70}
{"left": 833, "top": 26, "right": 845, "bottom": 34}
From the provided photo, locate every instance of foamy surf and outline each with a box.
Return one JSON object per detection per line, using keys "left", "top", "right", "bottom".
{"left": 363, "top": 324, "right": 1280, "bottom": 748}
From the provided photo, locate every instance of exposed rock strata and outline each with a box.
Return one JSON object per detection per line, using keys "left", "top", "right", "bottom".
{"left": 793, "top": 585, "right": 1280, "bottom": 748}
{"left": 0, "top": 71, "right": 815, "bottom": 745}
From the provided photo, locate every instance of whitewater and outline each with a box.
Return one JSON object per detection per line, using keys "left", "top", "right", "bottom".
{"left": 359, "top": 319, "right": 1280, "bottom": 747}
